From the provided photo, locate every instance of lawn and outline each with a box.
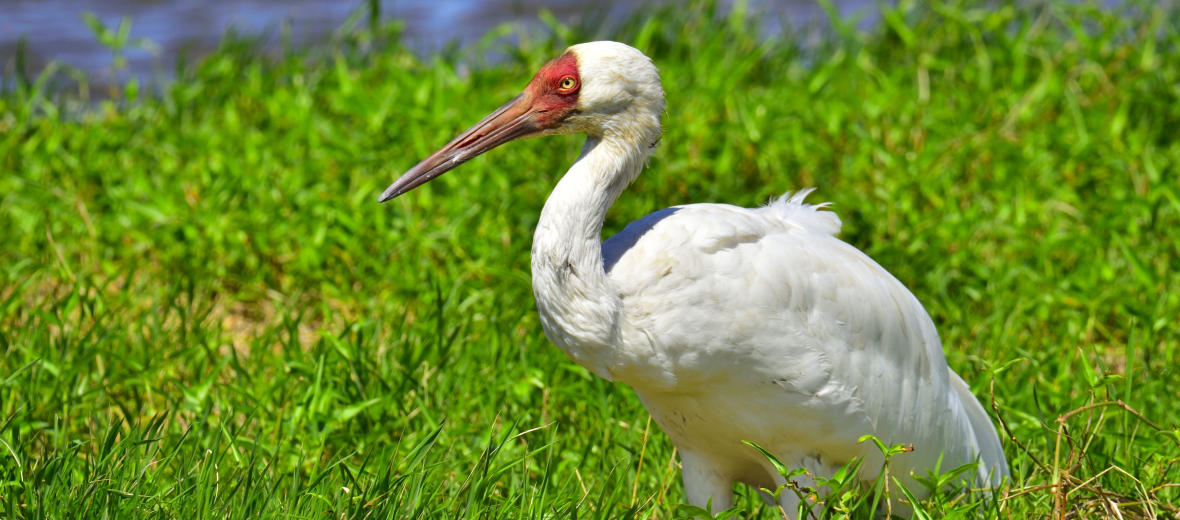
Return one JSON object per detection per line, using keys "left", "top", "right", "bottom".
{"left": 1, "top": 1, "right": 1178, "bottom": 518}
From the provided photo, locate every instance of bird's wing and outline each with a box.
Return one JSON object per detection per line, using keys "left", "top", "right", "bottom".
{"left": 603, "top": 190, "right": 947, "bottom": 395}
{"left": 602, "top": 191, "right": 1004, "bottom": 480}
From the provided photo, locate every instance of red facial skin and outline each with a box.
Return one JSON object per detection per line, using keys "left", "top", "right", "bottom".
{"left": 525, "top": 52, "right": 580, "bottom": 129}
{"left": 378, "top": 52, "right": 583, "bottom": 201}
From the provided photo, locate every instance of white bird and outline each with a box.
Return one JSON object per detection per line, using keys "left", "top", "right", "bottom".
{"left": 380, "top": 41, "right": 1008, "bottom": 515}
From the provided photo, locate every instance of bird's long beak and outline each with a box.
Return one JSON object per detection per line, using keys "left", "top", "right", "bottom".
{"left": 379, "top": 94, "right": 540, "bottom": 203}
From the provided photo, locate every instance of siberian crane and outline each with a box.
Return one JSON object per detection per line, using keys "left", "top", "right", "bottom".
{"left": 379, "top": 41, "right": 1007, "bottom": 515}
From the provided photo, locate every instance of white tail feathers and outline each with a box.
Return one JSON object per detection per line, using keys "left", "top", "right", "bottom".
{"left": 760, "top": 188, "right": 842, "bottom": 237}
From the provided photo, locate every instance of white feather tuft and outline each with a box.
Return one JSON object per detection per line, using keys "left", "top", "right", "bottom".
{"left": 759, "top": 188, "right": 842, "bottom": 236}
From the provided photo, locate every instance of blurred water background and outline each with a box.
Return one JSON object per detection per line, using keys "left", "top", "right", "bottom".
{"left": 0, "top": 0, "right": 876, "bottom": 83}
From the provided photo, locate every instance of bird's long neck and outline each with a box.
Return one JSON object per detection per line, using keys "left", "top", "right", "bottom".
{"left": 532, "top": 133, "right": 651, "bottom": 380}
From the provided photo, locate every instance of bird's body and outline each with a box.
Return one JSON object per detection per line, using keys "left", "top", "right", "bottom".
{"left": 381, "top": 41, "right": 1008, "bottom": 515}
{"left": 595, "top": 197, "right": 1005, "bottom": 510}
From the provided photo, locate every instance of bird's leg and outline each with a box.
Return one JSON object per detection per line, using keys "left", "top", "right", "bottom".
{"left": 680, "top": 451, "right": 734, "bottom": 513}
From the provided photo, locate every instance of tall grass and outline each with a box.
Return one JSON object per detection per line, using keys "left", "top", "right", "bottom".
{"left": 1, "top": 0, "right": 1178, "bottom": 517}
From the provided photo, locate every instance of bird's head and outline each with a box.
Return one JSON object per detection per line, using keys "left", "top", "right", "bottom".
{"left": 379, "top": 41, "right": 664, "bottom": 202}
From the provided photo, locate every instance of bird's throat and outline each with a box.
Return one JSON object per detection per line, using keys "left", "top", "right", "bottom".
{"left": 530, "top": 134, "right": 651, "bottom": 380}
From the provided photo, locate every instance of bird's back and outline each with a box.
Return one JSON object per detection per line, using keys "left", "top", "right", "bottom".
{"left": 601, "top": 190, "right": 1007, "bottom": 491}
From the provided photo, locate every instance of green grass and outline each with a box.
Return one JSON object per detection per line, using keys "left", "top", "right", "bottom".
{"left": 2, "top": 0, "right": 1179, "bottom": 517}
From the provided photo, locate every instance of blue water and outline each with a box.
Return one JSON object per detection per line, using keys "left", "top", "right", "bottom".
{"left": 0, "top": 0, "right": 867, "bottom": 80}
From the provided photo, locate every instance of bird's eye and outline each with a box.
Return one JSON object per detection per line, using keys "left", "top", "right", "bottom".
{"left": 559, "top": 76, "right": 577, "bottom": 91}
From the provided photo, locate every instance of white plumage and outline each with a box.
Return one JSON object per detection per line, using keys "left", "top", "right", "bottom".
{"left": 595, "top": 193, "right": 1007, "bottom": 512}
{"left": 382, "top": 41, "right": 1008, "bottom": 515}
